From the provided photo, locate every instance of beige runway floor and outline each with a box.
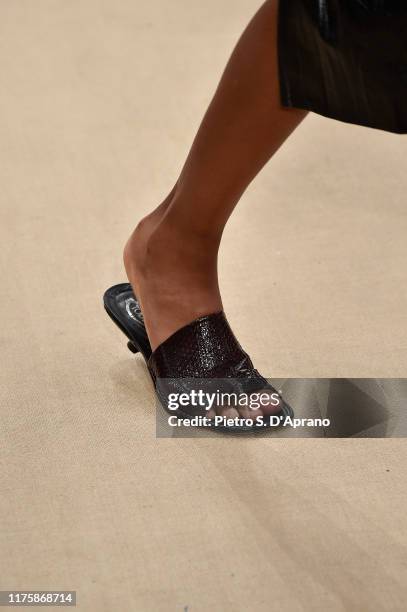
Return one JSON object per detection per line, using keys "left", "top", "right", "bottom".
{"left": 1, "top": 1, "right": 407, "bottom": 610}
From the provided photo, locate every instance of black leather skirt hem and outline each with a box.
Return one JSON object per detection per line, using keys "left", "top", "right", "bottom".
{"left": 278, "top": 0, "right": 407, "bottom": 134}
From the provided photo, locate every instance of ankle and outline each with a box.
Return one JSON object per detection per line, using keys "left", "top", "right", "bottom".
{"left": 148, "top": 215, "right": 220, "bottom": 268}
{"left": 157, "top": 202, "right": 222, "bottom": 250}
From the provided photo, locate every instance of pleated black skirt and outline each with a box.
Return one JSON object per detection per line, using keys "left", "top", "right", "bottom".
{"left": 278, "top": 1, "right": 407, "bottom": 133}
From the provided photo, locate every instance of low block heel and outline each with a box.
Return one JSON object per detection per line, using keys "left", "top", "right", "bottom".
{"left": 127, "top": 341, "right": 139, "bottom": 354}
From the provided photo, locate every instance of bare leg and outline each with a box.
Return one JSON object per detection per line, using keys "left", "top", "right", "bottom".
{"left": 124, "top": 0, "right": 307, "bottom": 363}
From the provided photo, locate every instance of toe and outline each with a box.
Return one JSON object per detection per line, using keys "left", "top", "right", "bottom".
{"left": 217, "top": 406, "right": 240, "bottom": 419}
{"left": 255, "top": 389, "right": 283, "bottom": 416}
{"left": 237, "top": 406, "right": 263, "bottom": 420}
{"left": 206, "top": 408, "right": 216, "bottom": 420}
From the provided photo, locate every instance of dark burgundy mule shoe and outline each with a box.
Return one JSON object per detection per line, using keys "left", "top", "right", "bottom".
{"left": 103, "top": 283, "right": 294, "bottom": 434}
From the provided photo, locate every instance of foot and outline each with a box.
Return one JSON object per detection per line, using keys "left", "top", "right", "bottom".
{"left": 123, "top": 202, "right": 283, "bottom": 420}
{"left": 124, "top": 209, "right": 222, "bottom": 353}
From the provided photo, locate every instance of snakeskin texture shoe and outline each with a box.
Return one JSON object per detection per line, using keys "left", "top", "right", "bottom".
{"left": 103, "top": 283, "right": 293, "bottom": 434}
